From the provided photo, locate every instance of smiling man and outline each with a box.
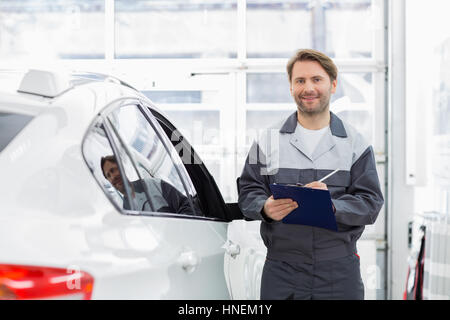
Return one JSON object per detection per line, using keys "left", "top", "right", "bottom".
{"left": 238, "top": 49, "right": 384, "bottom": 300}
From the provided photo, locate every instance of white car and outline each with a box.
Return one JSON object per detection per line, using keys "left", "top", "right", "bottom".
{"left": 0, "top": 69, "right": 265, "bottom": 300}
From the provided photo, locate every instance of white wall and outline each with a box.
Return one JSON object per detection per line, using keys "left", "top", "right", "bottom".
{"left": 389, "top": 0, "right": 450, "bottom": 300}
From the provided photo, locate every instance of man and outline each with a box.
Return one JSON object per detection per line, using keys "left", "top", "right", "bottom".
{"left": 238, "top": 49, "right": 384, "bottom": 300}
{"left": 101, "top": 155, "right": 192, "bottom": 214}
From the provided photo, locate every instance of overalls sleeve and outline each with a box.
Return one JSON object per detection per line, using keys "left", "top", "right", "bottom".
{"left": 238, "top": 142, "right": 273, "bottom": 222}
{"left": 332, "top": 146, "right": 384, "bottom": 226}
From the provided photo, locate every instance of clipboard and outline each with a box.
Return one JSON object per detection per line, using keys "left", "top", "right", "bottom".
{"left": 269, "top": 183, "right": 338, "bottom": 231}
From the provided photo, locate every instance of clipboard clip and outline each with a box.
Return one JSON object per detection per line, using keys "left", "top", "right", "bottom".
{"left": 273, "top": 169, "right": 339, "bottom": 188}
{"left": 273, "top": 182, "right": 304, "bottom": 187}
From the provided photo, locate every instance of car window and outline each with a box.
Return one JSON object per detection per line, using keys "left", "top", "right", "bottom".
{"left": 104, "top": 103, "right": 200, "bottom": 216}
{"left": 0, "top": 112, "right": 33, "bottom": 152}
{"left": 83, "top": 121, "right": 128, "bottom": 210}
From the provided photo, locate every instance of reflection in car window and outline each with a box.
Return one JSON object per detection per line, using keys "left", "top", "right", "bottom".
{"left": 106, "top": 104, "right": 199, "bottom": 216}
{"left": 83, "top": 122, "right": 125, "bottom": 209}
{"left": 0, "top": 112, "right": 33, "bottom": 152}
{"left": 84, "top": 117, "right": 196, "bottom": 215}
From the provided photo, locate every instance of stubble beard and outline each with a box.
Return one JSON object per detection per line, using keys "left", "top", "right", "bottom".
{"left": 294, "top": 92, "right": 331, "bottom": 117}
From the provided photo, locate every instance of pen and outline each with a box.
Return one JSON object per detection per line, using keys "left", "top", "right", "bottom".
{"left": 317, "top": 168, "right": 339, "bottom": 183}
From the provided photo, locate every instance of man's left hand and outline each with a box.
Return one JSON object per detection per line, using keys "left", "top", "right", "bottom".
{"left": 304, "top": 181, "right": 328, "bottom": 190}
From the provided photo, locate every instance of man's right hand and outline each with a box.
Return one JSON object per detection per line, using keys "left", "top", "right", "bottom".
{"left": 263, "top": 196, "right": 298, "bottom": 221}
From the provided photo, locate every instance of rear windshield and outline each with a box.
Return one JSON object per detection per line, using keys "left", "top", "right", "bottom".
{"left": 0, "top": 112, "right": 33, "bottom": 152}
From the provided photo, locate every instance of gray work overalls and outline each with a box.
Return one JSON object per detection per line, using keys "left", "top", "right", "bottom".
{"left": 238, "top": 111, "right": 384, "bottom": 300}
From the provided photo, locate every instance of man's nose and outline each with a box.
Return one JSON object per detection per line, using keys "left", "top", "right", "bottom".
{"left": 112, "top": 171, "right": 120, "bottom": 181}
{"left": 304, "top": 81, "right": 315, "bottom": 92}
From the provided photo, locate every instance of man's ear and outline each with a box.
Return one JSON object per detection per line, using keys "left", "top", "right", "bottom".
{"left": 331, "top": 79, "right": 337, "bottom": 94}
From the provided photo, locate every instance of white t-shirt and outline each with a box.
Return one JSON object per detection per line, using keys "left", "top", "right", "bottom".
{"left": 295, "top": 123, "right": 330, "bottom": 158}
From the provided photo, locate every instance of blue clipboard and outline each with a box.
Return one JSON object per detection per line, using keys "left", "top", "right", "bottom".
{"left": 269, "top": 183, "right": 338, "bottom": 231}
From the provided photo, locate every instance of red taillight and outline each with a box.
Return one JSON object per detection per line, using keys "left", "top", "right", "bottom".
{"left": 0, "top": 264, "right": 94, "bottom": 300}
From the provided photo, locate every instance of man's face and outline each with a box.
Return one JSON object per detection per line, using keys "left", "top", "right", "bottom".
{"left": 290, "top": 60, "right": 337, "bottom": 115}
{"left": 103, "top": 161, "right": 124, "bottom": 193}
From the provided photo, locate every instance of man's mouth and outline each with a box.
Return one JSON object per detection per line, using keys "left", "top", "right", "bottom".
{"left": 301, "top": 96, "right": 319, "bottom": 101}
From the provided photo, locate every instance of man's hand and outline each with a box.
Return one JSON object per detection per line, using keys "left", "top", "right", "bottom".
{"left": 263, "top": 196, "right": 298, "bottom": 221}
{"left": 304, "top": 181, "right": 336, "bottom": 213}
{"left": 304, "top": 181, "right": 328, "bottom": 190}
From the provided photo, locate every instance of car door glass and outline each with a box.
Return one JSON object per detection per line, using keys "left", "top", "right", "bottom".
{"left": 106, "top": 104, "right": 199, "bottom": 216}
{"left": 83, "top": 121, "right": 127, "bottom": 210}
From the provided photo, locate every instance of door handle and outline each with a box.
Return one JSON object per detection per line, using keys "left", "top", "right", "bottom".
{"left": 224, "top": 240, "right": 240, "bottom": 258}
{"left": 178, "top": 250, "right": 200, "bottom": 273}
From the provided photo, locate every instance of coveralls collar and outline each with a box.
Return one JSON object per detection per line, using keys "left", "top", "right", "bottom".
{"left": 279, "top": 110, "right": 347, "bottom": 138}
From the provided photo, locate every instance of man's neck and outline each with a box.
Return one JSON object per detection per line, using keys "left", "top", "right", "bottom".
{"left": 297, "top": 109, "right": 331, "bottom": 130}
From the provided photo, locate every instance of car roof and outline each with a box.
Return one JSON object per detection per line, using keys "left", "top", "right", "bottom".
{"left": 1, "top": 69, "right": 158, "bottom": 116}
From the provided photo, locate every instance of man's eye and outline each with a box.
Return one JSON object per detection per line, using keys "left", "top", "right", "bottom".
{"left": 314, "top": 78, "right": 321, "bottom": 82}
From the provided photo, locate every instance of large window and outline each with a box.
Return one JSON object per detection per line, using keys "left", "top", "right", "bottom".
{"left": 115, "top": 0, "right": 237, "bottom": 59}
{"left": 246, "top": 0, "right": 374, "bottom": 59}
{"left": 0, "top": 0, "right": 105, "bottom": 60}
